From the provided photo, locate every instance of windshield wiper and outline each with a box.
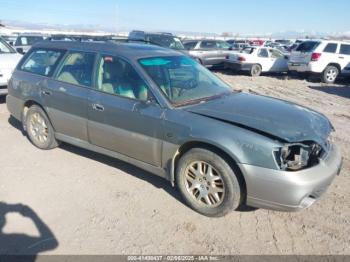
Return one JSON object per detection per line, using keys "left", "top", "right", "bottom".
{"left": 174, "top": 92, "right": 232, "bottom": 107}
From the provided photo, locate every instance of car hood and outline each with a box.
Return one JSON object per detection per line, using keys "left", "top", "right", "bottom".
{"left": 0, "top": 53, "right": 22, "bottom": 70}
{"left": 186, "top": 92, "right": 332, "bottom": 147}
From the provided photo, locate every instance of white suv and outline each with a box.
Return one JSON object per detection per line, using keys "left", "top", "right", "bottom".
{"left": 288, "top": 40, "right": 350, "bottom": 83}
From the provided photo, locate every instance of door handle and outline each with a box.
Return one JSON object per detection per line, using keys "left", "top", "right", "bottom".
{"left": 92, "top": 103, "right": 105, "bottom": 112}
{"left": 59, "top": 87, "right": 67, "bottom": 92}
{"left": 42, "top": 90, "right": 52, "bottom": 96}
{"left": 339, "top": 57, "right": 344, "bottom": 59}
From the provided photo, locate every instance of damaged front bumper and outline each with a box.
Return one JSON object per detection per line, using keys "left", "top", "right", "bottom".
{"left": 239, "top": 143, "right": 342, "bottom": 211}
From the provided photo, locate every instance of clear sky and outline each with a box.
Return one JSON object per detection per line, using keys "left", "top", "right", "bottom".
{"left": 0, "top": 0, "right": 349, "bottom": 33}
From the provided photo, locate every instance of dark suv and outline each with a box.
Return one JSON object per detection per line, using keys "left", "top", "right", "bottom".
{"left": 6, "top": 41, "right": 342, "bottom": 217}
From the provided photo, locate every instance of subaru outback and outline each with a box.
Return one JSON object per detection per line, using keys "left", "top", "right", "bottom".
{"left": 6, "top": 41, "right": 342, "bottom": 217}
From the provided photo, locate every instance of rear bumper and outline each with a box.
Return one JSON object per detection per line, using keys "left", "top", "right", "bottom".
{"left": 0, "top": 86, "right": 8, "bottom": 96}
{"left": 288, "top": 62, "right": 323, "bottom": 73}
{"left": 6, "top": 94, "right": 24, "bottom": 121}
{"left": 224, "top": 61, "right": 253, "bottom": 71}
{"left": 239, "top": 143, "right": 342, "bottom": 211}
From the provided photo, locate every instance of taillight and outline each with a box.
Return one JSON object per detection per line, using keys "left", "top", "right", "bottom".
{"left": 238, "top": 56, "right": 246, "bottom": 62}
{"left": 311, "top": 53, "right": 322, "bottom": 61}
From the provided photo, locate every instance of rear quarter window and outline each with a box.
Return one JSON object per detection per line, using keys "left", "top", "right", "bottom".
{"left": 340, "top": 44, "right": 350, "bottom": 55}
{"left": 20, "top": 49, "right": 65, "bottom": 77}
{"left": 296, "top": 41, "right": 320, "bottom": 52}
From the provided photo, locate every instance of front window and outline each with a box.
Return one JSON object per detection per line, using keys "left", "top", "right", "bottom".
{"left": 0, "top": 38, "right": 15, "bottom": 53}
{"left": 95, "top": 55, "right": 150, "bottom": 101}
{"left": 139, "top": 56, "right": 232, "bottom": 106}
{"left": 216, "top": 41, "right": 231, "bottom": 50}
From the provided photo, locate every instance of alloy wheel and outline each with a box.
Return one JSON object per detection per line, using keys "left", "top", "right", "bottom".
{"left": 28, "top": 112, "right": 49, "bottom": 144}
{"left": 184, "top": 161, "right": 225, "bottom": 207}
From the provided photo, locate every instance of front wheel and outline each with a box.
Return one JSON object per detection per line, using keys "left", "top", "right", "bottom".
{"left": 250, "top": 64, "right": 262, "bottom": 77}
{"left": 176, "top": 148, "right": 243, "bottom": 217}
{"left": 322, "top": 65, "right": 339, "bottom": 84}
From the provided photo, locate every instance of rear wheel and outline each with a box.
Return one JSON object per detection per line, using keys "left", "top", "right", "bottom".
{"left": 176, "top": 148, "right": 242, "bottom": 217}
{"left": 322, "top": 65, "right": 339, "bottom": 84}
{"left": 25, "top": 105, "right": 59, "bottom": 150}
{"left": 250, "top": 64, "right": 262, "bottom": 77}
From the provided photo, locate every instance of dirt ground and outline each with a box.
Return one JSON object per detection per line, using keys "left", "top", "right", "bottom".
{"left": 0, "top": 73, "right": 349, "bottom": 255}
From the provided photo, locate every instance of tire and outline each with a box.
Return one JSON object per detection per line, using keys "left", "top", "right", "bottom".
{"left": 322, "top": 65, "right": 339, "bottom": 84}
{"left": 250, "top": 64, "right": 262, "bottom": 77}
{"left": 176, "top": 148, "right": 243, "bottom": 217}
{"left": 25, "top": 105, "right": 59, "bottom": 150}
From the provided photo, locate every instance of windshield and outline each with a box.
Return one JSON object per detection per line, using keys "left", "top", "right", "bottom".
{"left": 139, "top": 56, "right": 232, "bottom": 106}
{"left": 147, "top": 35, "right": 185, "bottom": 50}
{"left": 0, "top": 38, "right": 15, "bottom": 53}
{"left": 240, "top": 47, "right": 256, "bottom": 54}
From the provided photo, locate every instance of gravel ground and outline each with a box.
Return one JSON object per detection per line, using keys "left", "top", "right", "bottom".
{"left": 0, "top": 73, "right": 349, "bottom": 255}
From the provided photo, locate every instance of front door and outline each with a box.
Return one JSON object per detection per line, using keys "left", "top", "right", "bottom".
{"left": 87, "top": 55, "right": 164, "bottom": 166}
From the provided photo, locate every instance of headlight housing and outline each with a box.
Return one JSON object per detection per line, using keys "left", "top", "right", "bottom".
{"left": 274, "top": 142, "right": 322, "bottom": 171}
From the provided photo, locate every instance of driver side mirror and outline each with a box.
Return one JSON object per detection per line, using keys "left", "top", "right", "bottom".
{"left": 16, "top": 48, "right": 24, "bottom": 54}
{"left": 284, "top": 55, "right": 289, "bottom": 60}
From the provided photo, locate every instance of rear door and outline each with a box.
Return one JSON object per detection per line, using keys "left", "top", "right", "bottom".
{"left": 44, "top": 51, "right": 96, "bottom": 141}
{"left": 87, "top": 55, "right": 164, "bottom": 166}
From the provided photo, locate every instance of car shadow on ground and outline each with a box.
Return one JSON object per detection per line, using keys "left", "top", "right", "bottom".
{"left": 0, "top": 202, "right": 58, "bottom": 259}
{"left": 309, "top": 85, "right": 350, "bottom": 99}
{"left": 8, "top": 116, "right": 257, "bottom": 214}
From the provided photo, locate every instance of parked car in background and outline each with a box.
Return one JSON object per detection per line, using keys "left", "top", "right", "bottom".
{"left": 249, "top": 39, "right": 265, "bottom": 46}
{"left": 275, "top": 39, "right": 293, "bottom": 46}
{"left": 183, "top": 39, "right": 234, "bottom": 67}
{"left": 6, "top": 41, "right": 342, "bottom": 216}
{"left": 13, "top": 34, "right": 45, "bottom": 54}
{"left": 128, "top": 30, "right": 186, "bottom": 52}
{"left": 225, "top": 46, "right": 289, "bottom": 76}
{"left": 288, "top": 40, "right": 350, "bottom": 83}
{"left": 1, "top": 35, "right": 17, "bottom": 46}
{"left": 226, "top": 39, "right": 249, "bottom": 46}
{"left": 0, "top": 37, "right": 22, "bottom": 95}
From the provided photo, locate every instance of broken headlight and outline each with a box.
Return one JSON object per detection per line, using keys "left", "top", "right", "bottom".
{"left": 274, "top": 143, "right": 322, "bottom": 171}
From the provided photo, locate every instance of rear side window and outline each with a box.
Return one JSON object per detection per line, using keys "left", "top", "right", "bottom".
{"left": 340, "top": 44, "right": 350, "bottom": 55}
{"left": 55, "top": 52, "right": 96, "bottom": 87}
{"left": 21, "top": 49, "right": 64, "bottom": 76}
{"left": 323, "top": 43, "right": 338, "bottom": 53}
{"left": 296, "top": 41, "right": 320, "bottom": 52}
{"left": 200, "top": 41, "right": 216, "bottom": 49}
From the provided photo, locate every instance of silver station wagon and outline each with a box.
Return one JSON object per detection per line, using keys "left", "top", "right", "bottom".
{"left": 6, "top": 41, "right": 342, "bottom": 217}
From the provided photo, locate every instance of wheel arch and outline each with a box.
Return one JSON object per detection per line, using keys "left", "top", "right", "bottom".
{"left": 326, "top": 63, "right": 341, "bottom": 72}
{"left": 22, "top": 100, "right": 51, "bottom": 131}
{"left": 171, "top": 140, "right": 247, "bottom": 200}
